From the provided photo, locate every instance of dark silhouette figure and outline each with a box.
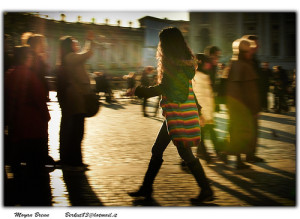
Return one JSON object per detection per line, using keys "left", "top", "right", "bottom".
{"left": 5, "top": 46, "right": 51, "bottom": 170}
{"left": 4, "top": 46, "right": 52, "bottom": 206}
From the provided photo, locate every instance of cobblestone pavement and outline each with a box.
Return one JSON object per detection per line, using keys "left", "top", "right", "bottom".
{"left": 5, "top": 91, "right": 297, "bottom": 208}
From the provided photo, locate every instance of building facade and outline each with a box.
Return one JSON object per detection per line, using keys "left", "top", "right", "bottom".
{"left": 4, "top": 12, "right": 296, "bottom": 75}
{"left": 4, "top": 12, "right": 144, "bottom": 75}
{"left": 189, "top": 12, "right": 296, "bottom": 71}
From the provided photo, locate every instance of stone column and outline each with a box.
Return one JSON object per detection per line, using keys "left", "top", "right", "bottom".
{"left": 279, "top": 13, "right": 285, "bottom": 58}
{"left": 262, "top": 14, "right": 270, "bottom": 58}
{"left": 237, "top": 13, "right": 243, "bottom": 37}
{"left": 214, "top": 13, "right": 221, "bottom": 47}
{"left": 257, "top": 13, "right": 264, "bottom": 57}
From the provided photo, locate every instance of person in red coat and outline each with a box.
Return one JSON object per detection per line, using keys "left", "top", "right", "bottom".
{"left": 5, "top": 45, "right": 51, "bottom": 170}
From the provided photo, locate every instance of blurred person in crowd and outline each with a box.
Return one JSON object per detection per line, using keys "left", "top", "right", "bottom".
{"left": 260, "top": 61, "right": 272, "bottom": 112}
{"left": 23, "top": 33, "right": 55, "bottom": 164}
{"left": 204, "top": 46, "right": 221, "bottom": 92}
{"left": 56, "top": 31, "right": 95, "bottom": 170}
{"left": 272, "top": 65, "right": 289, "bottom": 113}
{"left": 225, "top": 38, "right": 261, "bottom": 169}
{"left": 5, "top": 45, "right": 51, "bottom": 170}
{"left": 128, "top": 27, "right": 214, "bottom": 204}
{"left": 204, "top": 46, "right": 221, "bottom": 112}
{"left": 192, "top": 53, "right": 221, "bottom": 164}
{"left": 94, "top": 71, "right": 112, "bottom": 103}
{"left": 241, "top": 35, "right": 265, "bottom": 163}
{"left": 125, "top": 72, "right": 136, "bottom": 96}
{"left": 140, "top": 66, "right": 154, "bottom": 117}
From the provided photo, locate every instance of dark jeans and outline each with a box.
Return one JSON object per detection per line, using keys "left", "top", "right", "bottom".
{"left": 151, "top": 120, "right": 196, "bottom": 163}
{"left": 60, "top": 113, "right": 85, "bottom": 166}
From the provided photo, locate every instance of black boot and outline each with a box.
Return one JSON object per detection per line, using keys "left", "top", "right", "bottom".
{"left": 128, "top": 158, "right": 163, "bottom": 199}
{"left": 187, "top": 158, "right": 214, "bottom": 204}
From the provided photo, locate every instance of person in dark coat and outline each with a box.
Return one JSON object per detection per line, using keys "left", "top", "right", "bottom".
{"left": 241, "top": 35, "right": 265, "bottom": 163}
{"left": 225, "top": 39, "right": 261, "bottom": 169}
{"left": 57, "top": 32, "right": 95, "bottom": 170}
{"left": 24, "top": 33, "right": 51, "bottom": 101}
{"left": 128, "top": 27, "right": 213, "bottom": 204}
{"left": 25, "top": 33, "right": 55, "bottom": 165}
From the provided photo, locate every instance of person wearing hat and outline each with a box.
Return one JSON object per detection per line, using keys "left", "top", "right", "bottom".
{"left": 225, "top": 39, "right": 261, "bottom": 169}
{"left": 241, "top": 35, "right": 265, "bottom": 163}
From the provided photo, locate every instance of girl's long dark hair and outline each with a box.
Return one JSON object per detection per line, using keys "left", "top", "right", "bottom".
{"left": 156, "top": 27, "right": 194, "bottom": 83}
{"left": 59, "top": 36, "right": 75, "bottom": 66}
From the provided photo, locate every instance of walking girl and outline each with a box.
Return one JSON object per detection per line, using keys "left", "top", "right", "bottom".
{"left": 128, "top": 27, "right": 214, "bottom": 204}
